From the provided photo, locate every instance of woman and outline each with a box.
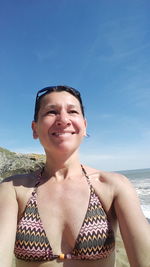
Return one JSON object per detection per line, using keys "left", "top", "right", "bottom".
{"left": 0, "top": 85, "right": 150, "bottom": 267}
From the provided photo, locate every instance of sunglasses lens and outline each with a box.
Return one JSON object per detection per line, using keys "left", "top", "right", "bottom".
{"left": 36, "top": 86, "right": 55, "bottom": 100}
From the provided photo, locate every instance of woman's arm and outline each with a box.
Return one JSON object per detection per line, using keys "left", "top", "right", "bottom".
{"left": 114, "top": 174, "right": 150, "bottom": 267}
{"left": 0, "top": 179, "right": 18, "bottom": 267}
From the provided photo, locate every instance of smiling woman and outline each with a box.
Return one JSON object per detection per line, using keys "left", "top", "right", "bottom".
{"left": 32, "top": 87, "right": 86, "bottom": 155}
{"left": 0, "top": 85, "right": 150, "bottom": 267}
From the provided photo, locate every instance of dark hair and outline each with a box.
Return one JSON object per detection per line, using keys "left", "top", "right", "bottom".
{"left": 34, "top": 85, "right": 85, "bottom": 122}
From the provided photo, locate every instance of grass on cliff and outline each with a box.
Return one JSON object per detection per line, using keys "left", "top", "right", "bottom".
{"left": 0, "top": 147, "right": 16, "bottom": 156}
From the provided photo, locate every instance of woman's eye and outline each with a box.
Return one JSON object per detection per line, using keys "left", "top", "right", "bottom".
{"left": 69, "top": 110, "right": 78, "bottom": 114}
{"left": 47, "top": 110, "right": 57, "bottom": 115}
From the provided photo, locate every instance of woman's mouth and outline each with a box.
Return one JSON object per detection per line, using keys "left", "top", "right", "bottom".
{"left": 52, "top": 131, "right": 76, "bottom": 136}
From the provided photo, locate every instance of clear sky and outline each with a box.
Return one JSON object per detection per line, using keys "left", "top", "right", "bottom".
{"left": 0, "top": 0, "right": 150, "bottom": 171}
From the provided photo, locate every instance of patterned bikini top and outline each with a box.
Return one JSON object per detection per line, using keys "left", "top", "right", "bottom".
{"left": 14, "top": 166, "right": 115, "bottom": 262}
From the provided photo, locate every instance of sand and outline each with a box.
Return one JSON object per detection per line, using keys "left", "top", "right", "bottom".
{"left": 115, "top": 230, "right": 130, "bottom": 267}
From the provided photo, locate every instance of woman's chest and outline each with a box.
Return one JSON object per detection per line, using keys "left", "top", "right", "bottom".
{"left": 35, "top": 180, "right": 91, "bottom": 250}
{"left": 15, "top": 177, "right": 116, "bottom": 262}
{"left": 17, "top": 175, "right": 115, "bottom": 236}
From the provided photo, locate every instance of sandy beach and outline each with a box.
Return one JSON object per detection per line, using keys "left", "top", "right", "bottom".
{"left": 115, "top": 230, "right": 130, "bottom": 267}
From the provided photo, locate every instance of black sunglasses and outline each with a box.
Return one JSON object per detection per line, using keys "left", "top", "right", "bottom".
{"left": 35, "top": 85, "right": 83, "bottom": 107}
{"left": 35, "top": 86, "right": 58, "bottom": 102}
{"left": 36, "top": 85, "right": 81, "bottom": 101}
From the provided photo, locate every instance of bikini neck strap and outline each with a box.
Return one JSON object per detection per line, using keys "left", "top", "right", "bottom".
{"left": 34, "top": 167, "right": 44, "bottom": 188}
{"left": 81, "top": 164, "right": 91, "bottom": 186}
{"left": 35, "top": 165, "right": 91, "bottom": 187}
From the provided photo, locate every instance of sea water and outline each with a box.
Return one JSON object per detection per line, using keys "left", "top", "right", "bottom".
{"left": 118, "top": 168, "right": 150, "bottom": 221}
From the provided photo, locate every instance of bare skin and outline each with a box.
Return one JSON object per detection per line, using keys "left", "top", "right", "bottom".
{"left": 0, "top": 91, "right": 150, "bottom": 267}
{"left": 1, "top": 167, "right": 117, "bottom": 267}
{"left": 1, "top": 166, "right": 150, "bottom": 267}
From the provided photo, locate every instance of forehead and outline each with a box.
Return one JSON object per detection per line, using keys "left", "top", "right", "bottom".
{"left": 40, "top": 91, "right": 81, "bottom": 107}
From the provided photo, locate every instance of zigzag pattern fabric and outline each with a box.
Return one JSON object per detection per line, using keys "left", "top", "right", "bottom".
{"left": 14, "top": 190, "right": 55, "bottom": 261}
{"left": 14, "top": 170, "right": 115, "bottom": 262}
{"left": 71, "top": 185, "right": 115, "bottom": 259}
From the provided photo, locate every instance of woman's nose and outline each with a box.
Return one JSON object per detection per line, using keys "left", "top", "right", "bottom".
{"left": 55, "top": 111, "right": 71, "bottom": 126}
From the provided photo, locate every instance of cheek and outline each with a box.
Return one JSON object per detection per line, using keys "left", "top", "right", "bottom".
{"left": 38, "top": 117, "right": 54, "bottom": 127}
{"left": 74, "top": 118, "right": 86, "bottom": 134}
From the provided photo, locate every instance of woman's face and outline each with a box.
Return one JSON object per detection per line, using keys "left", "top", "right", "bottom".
{"left": 32, "top": 91, "right": 87, "bottom": 155}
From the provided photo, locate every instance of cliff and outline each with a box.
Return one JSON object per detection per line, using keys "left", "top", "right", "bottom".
{"left": 0, "top": 147, "right": 45, "bottom": 181}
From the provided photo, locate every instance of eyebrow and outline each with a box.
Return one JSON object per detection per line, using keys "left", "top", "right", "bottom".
{"left": 43, "top": 104, "right": 79, "bottom": 109}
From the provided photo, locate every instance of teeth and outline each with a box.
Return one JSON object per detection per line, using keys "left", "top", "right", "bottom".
{"left": 53, "top": 132, "right": 74, "bottom": 136}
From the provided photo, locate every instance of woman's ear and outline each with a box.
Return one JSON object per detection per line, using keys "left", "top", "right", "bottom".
{"left": 31, "top": 121, "right": 38, "bottom": 139}
{"left": 83, "top": 118, "right": 87, "bottom": 136}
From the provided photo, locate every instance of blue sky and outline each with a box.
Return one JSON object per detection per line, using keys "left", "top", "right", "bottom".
{"left": 0, "top": 0, "right": 150, "bottom": 171}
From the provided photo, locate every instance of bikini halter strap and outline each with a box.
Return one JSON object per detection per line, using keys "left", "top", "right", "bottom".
{"left": 81, "top": 164, "right": 92, "bottom": 187}
{"left": 35, "top": 165, "right": 91, "bottom": 188}
{"left": 34, "top": 168, "right": 44, "bottom": 188}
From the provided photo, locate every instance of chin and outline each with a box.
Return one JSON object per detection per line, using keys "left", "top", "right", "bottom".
{"left": 55, "top": 143, "right": 79, "bottom": 155}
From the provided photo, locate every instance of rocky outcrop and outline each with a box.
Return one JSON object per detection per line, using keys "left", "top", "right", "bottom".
{"left": 0, "top": 147, "right": 45, "bottom": 181}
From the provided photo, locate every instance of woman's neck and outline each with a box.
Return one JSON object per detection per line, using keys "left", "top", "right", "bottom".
{"left": 43, "top": 150, "right": 82, "bottom": 180}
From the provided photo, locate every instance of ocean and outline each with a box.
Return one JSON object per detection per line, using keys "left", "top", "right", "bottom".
{"left": 118, "top": 168, "right": 150, "bottom": 220}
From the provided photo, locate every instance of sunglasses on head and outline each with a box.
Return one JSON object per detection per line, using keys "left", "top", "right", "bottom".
{"left": 35, "top": 86, "right": 57, "bottom": 102}
{"left": 35, "top": 85, "right": 81, "bottom": 103}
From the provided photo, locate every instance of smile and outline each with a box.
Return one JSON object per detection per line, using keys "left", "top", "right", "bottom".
{"left": 52, "top": 132, "right": 76, "bottom": 136}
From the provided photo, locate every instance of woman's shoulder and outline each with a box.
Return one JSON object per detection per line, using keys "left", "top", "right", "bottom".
{"left": 1, "top": 169, "right": 41, "bottom": 188}
{"left": 0, "top": 170, "right": 41, "bottom": 210}
{"left": 83, "top": 165, "right": 135, "bottom": 199}
{"left": 83, "top": 164, "right": 129, "bottom": 185}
